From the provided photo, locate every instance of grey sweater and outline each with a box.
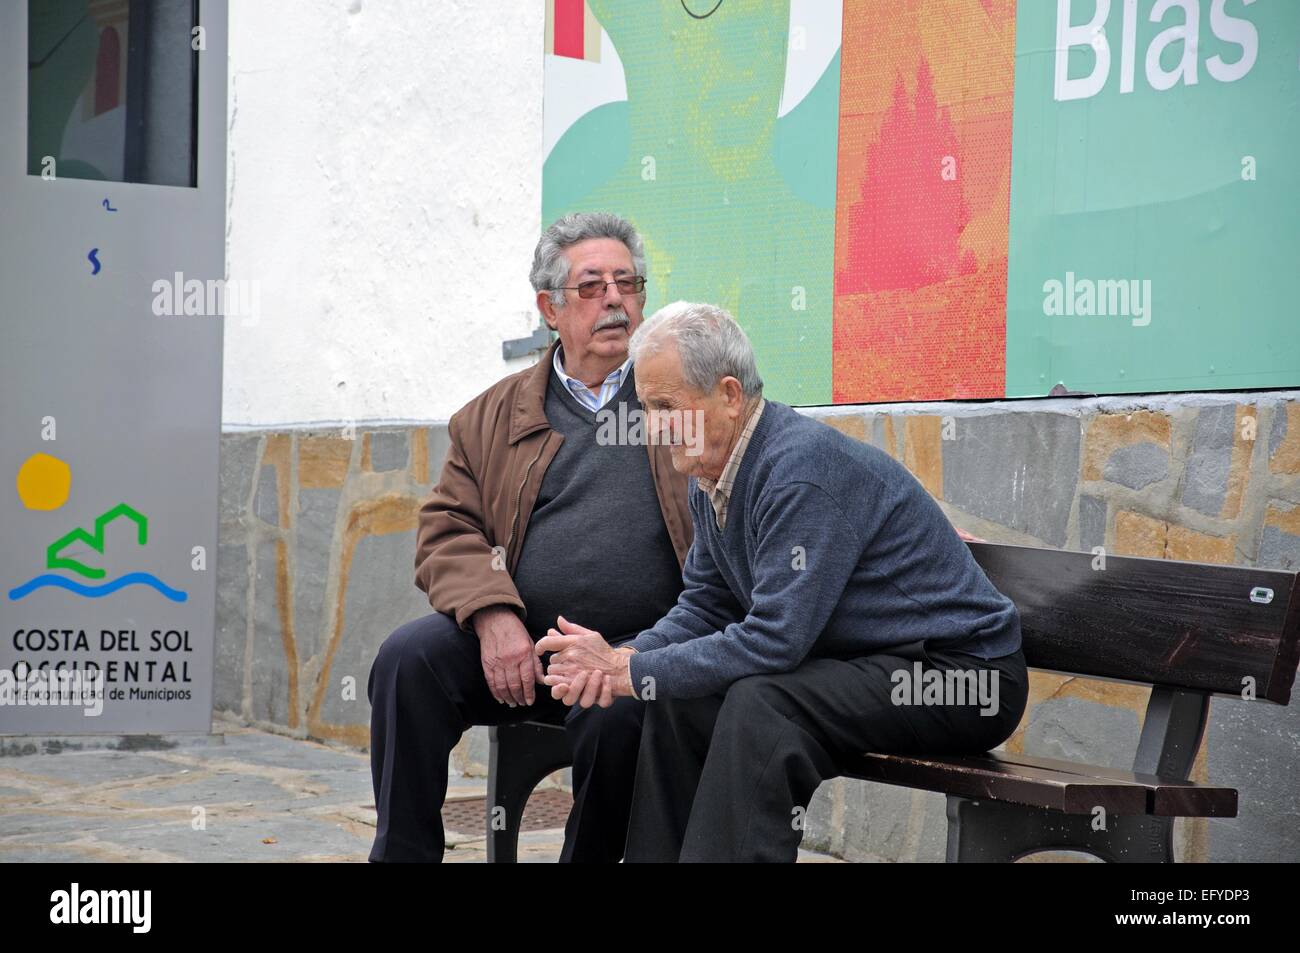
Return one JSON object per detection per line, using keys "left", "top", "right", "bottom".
{"left": 626, "top": 400, "right": 1021, "bottom": 699}
{"left": 511, "top": 367, "right": 683, "bottom": 642}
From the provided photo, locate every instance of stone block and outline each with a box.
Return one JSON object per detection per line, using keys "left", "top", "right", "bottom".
{"left": 367, "top": 430, "right": 409, "bottom": 473}
{"left": 1021, "top": 695, "right": 1139, "bottom": 769}
{"left": 1102, "top": 440, "right": 1169, "bottom": 490}
{"left": 299, "top": 435, "right": 352, "bottom": 489}
{"left": 1078, "top": 495, "right": 1107, "bottom": 551}
{"left": 294, "top": 486, "right": 341, "bottom": 660}
{"left": 321, "top": 529, "right": 432, "bottom": 732}
{"left": 254, "top": 464, "right": 279, "bottom": 527}
{"left": 214, "top": 542, "right": 249, "bottom": 715}
{"left": 1182, "top": 404, "right": 1238, "bottom": 518}
{"left": 1268, "top": 402, "right": 1300, "bottom": 474}
{"left": 1082, "top": 411, "right": 1170, "bottom": 482}
{"left": 942, "top": 413, "right": 1080, "bottom": 547}
{"left": 251, "top": 538, "right": 294, "bottom": 727}
{"left": 218, "top": 434, "right": 261, "bottom": 526}
{"left": 820, "top": 413, "right": 866, "bottom": 442}
{"left": 903, "top": 416, "right": 944, "bottom": 498}
{"left": 426, "top": 424, "right": 452, "bottom": 486}
{"left": 1258, "top": 503, "right": 1300, "bottom": 571}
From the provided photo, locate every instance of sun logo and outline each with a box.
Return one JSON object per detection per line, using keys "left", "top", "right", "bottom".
{"left": 15, "top": 452, "right": 71, "bottom": 511}
{"left": 9, "top": 452, "right": 186, "bottom": 603}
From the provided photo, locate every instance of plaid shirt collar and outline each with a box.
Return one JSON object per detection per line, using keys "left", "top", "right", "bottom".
{"left": 697, "top": 398, "right": 765, "bottom": 530}
{"left": 552, "top": 343, "right": 632, "bottom": 412}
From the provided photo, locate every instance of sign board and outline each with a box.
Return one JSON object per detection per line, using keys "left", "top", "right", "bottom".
{"left": 1, "top": 0, "right": 228, "bottom": 733}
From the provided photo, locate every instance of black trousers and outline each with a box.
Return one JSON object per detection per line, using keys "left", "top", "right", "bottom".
{"left": 367, "top": 611, "right": 643, "bottom": 862}
{"left": 624, "top": 639, "right": 1029, "bottom": 862}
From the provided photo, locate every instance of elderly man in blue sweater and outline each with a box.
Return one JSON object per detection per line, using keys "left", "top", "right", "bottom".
{"left": 537, "top": 301, "right": 1029, "bottom": 862}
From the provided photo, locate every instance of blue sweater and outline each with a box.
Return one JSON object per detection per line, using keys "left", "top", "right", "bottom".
{"left": 626, "top": 401, "right": 1021, "bottom": 699}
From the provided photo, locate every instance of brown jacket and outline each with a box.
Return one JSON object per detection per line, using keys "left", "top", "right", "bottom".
{"left": 415, "top": 339, "right": 694, "bottom": 632}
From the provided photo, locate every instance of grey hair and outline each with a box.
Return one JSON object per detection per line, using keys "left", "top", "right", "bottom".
{"left": 530, "top": 212, "right": 647, "bottom": 308}
{"left": 629, "top": 301, "right": 764, "bottom": 399}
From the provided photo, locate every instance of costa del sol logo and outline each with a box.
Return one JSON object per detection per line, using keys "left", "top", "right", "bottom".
{"left": 7, "top": 452, "right": 187, "bottom": 603}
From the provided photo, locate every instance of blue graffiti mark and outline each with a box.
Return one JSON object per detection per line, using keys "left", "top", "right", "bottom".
{"left": 7, "top": 572, "right": 189, "bottom": 603}
{"left": 88, "top": 248, "right": 101, "bottom": 275}
{"left": 103, "top": 198, "right": 117, "bottom": 211}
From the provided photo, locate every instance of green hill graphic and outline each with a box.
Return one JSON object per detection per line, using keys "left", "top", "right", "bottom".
{"left": 46, "top": 503, "right": 149, "bottom": 580}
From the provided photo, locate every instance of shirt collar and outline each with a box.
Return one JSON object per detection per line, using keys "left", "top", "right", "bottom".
{"left": 552, "top": 342, "right": 632, "bottom": 405}
{"left": 698, "top": 398, "right": 765, "bottom": 500}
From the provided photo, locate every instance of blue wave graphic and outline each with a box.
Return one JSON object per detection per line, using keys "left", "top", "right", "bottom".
{"left": 7, "top": 572, "right": 188, "bottom": 602}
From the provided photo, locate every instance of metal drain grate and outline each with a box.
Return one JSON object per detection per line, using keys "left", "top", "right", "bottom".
{"left": 442, "top": 789, "right": 574, "bottom": 836}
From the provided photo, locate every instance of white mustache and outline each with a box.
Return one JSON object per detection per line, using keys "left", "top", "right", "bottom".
{"left": 593, "top": 313, "right": 630, "bottom": 332}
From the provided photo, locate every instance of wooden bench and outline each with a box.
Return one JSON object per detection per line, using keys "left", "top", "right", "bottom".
{"left": 485, "top": 542, "right": 1300, "bottom": 862}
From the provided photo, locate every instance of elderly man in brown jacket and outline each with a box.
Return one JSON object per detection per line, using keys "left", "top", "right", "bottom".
{"left": 367, "top": 212, "right": 692, "bottom": 862}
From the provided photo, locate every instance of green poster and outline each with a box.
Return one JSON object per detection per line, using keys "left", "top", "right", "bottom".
{"left": 1006, "top": 0, "right": 1299, "bottom": 396}
{"left": 542, "top": 0, "right": 841, "bottom": 405}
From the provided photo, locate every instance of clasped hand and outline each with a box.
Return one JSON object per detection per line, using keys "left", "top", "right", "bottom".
{"left": 535, "top": 615, "right": 635, "bottom": 709}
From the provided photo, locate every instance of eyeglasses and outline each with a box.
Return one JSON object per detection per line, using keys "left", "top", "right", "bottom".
{"left": 556, "top": 276, "right": 647, "bottom": 299}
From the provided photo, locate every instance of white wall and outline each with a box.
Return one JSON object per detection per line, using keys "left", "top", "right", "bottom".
{"left": 222, "top": 0, "right": 545, "bottom": 428}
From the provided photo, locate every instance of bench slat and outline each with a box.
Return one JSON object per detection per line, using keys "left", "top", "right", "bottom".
{"left": 967, "top": 542, "right": 1300, "bottom": 704}
{"left": 843, "top": 751, "right": 1148, "bottom": 815}
{"left": 845, "top": 750, "right": 1236, "bottom": 817}
{"left": 967, "top": 751, "right": 1238, "bottom": 817}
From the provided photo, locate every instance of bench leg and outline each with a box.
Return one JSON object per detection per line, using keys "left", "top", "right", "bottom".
{"left": 485, "top": 723, "right": 572, "bottom": 863}
{"left": 946, "top": 796, "right": 1175, "bottom": 863}
{"left": 946, "top": 687, "right": 1208, "bottom": 862}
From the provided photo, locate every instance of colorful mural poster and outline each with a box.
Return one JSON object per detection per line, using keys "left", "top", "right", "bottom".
{"left": 543, "top": 1, "right": 1299, "bottom": 405}
{"left": 542, "top": 0, "right": 843, "bottom": 405}
{"left": 833, "top": 0, "right": 1016, "bottom": 402}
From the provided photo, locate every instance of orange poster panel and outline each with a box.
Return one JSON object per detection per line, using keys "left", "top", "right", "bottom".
{"left": 832, "top": 0, "right": 1016, "bottom": 402}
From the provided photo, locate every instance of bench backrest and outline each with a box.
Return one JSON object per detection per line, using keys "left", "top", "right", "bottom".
{"left": 966, "top": 542, "right": 1300, "bottom": 704}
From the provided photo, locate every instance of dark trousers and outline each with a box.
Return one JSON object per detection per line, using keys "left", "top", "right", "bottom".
{"left": 367, "top": 611, "right": 643, "bottom": 862}
{"left": 624, "top": 639, "right": 1029, "bottom": 862}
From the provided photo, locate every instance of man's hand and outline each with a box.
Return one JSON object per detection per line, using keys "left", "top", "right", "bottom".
{"left": 955, "top": 527, "right": 985, "bottom": 543}
{"left": 473, "top": 606, "right": 544, "bottom": 707}
{"left": 536, "top": 616, "right": 635, "bottom": 709}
